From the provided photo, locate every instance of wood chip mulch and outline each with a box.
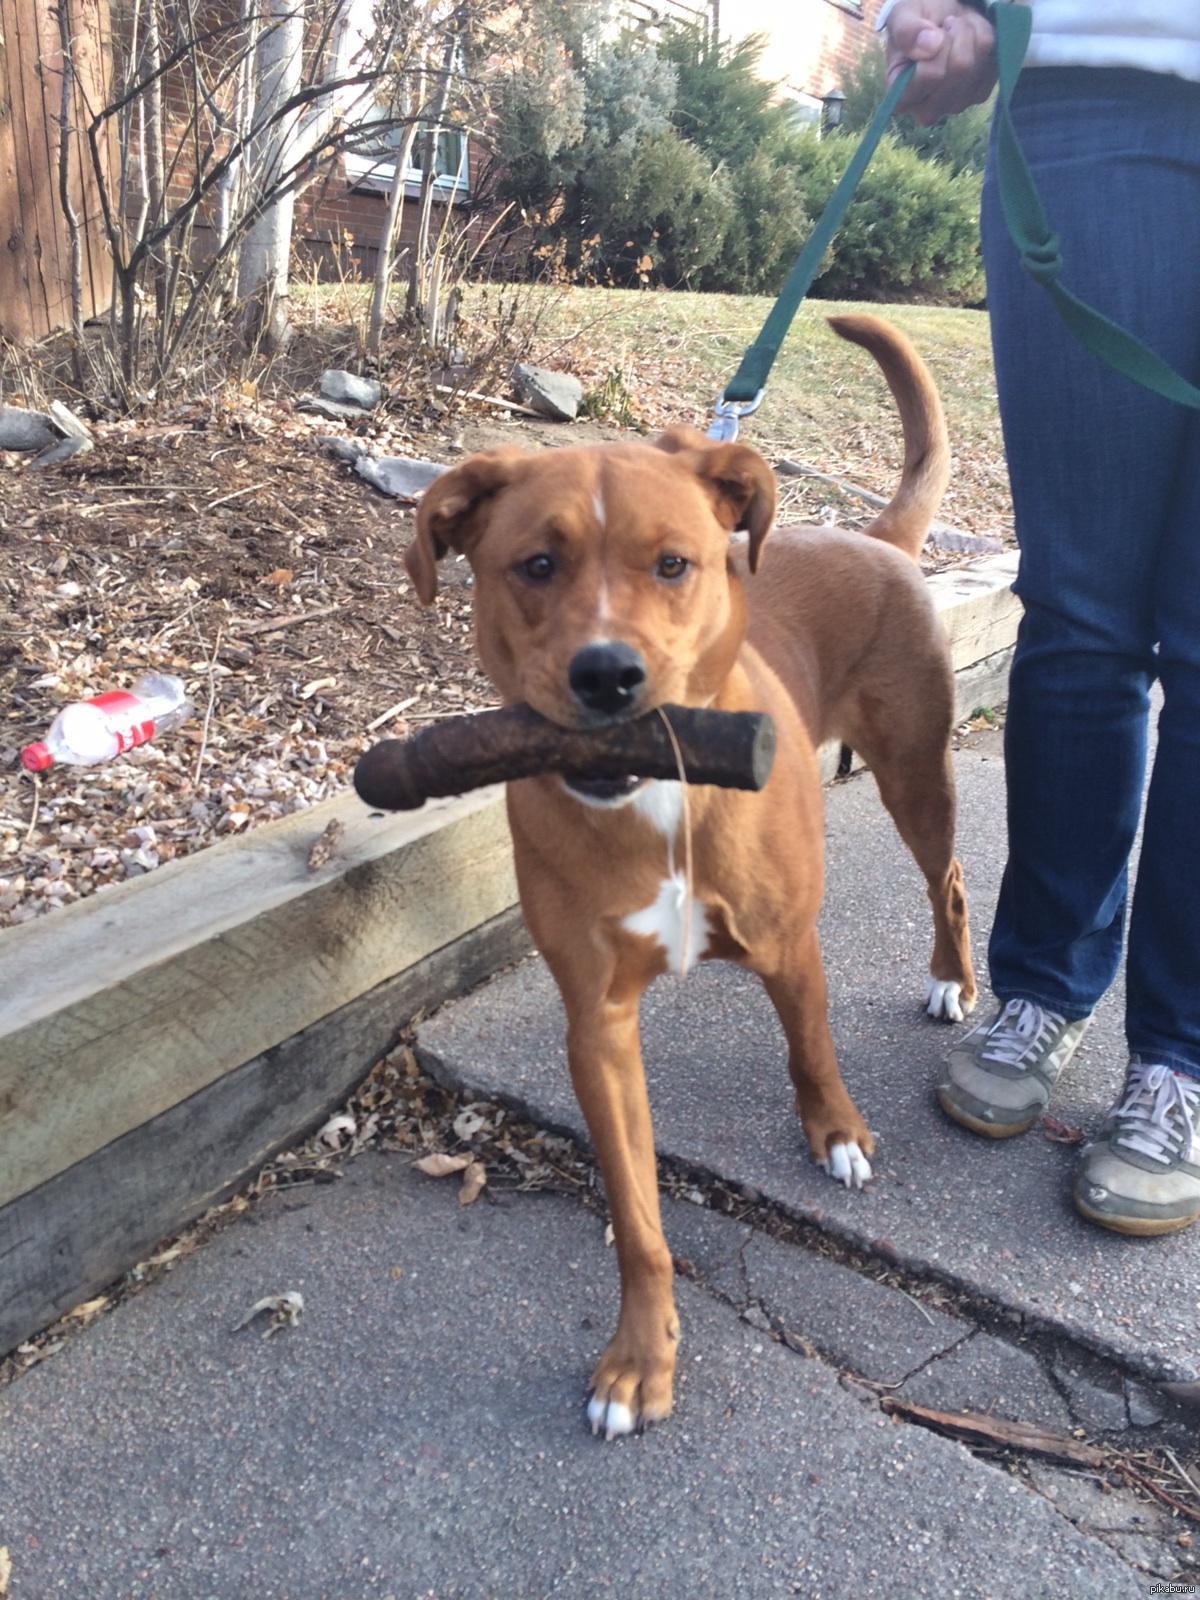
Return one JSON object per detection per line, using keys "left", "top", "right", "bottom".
{"left": 0, "top": 392, "right": 498, "bottom": 929}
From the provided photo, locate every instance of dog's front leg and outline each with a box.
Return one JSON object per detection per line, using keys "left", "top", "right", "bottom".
{"left": 564, "top": 995, "right": 678, "bottom": 1440}
{"left": 758, "top": 928, "right": 876, "bottom": 1190}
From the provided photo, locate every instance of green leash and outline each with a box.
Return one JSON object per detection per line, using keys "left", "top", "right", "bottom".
{"left": 711, "top": 1, "right": 1200, "bottom": 440}
{"left": 711, "top": 61, "right": 917, "bottom": 436}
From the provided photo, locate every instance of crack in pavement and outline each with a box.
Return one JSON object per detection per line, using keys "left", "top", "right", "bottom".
{"left": 677, "top": 1248, "right": 1195, "bottom": 1585}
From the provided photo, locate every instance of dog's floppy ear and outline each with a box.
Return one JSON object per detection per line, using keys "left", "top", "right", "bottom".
{"left": 405, "top": 449, "right": 526, "bottom": 605}
{"left": 654, "top": 425, "right": 776, "bottom": 574}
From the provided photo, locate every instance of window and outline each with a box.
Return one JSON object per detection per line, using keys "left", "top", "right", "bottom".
{"left": 784, "top": 90, "right": 824, "bottom": 129}
{"left": 344, "top": 120, "right": 470, "bottom": 197}
{"left": 329, "top": 0, "right": 471, "bottom": 198}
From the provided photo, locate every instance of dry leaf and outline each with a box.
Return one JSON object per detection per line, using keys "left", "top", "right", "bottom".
{"left": 260, "top": 567, "right": 293, "bottom": 586}
{"left": 452, "top": 1106, "right": 490, "bottom": 1141}
{"left": 145, "top": 1243, "right": 185, "bottom": 1268}
{"left": 1042, "top": 1115, "right": 1085, "bottom": 1145}
{"left": 306, "top": 816, "right": 345, "bottom": 871}
{"left": 234, "top": 1290, "right": 304, "bottom": 1337}
{"left": 458, "top": 1160, "right": 487, "bottom": 1206}
{"left": 414, "top": 1152, "right": 472, "bottom": 1178}
{"left": 67, "top": 1295, "right": 110, "bottom": 1320}
{"left": 0, "top": 1545, "right": 11, "bottom": 1598}
{"left": 317, "top": 1112, "right": 356, "bottom": 1146}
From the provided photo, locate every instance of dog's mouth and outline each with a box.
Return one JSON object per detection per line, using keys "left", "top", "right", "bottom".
{"left": 561, "top": 773, "right": 647, "bottom": 806}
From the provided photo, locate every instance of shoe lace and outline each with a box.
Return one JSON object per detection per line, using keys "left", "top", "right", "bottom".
{"left": 1111, "top": 1061, "right": 1200, "bottom": 1165}
{"left": 980, "top": 998, "right": 1067, "bottom": 1069}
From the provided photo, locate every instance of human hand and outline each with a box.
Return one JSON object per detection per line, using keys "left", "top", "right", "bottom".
{"left": 881, "top": 0, "right": 997, "bottom": 126}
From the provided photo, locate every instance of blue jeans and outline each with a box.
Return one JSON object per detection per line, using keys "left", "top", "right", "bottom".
{"left": 981, "top": 67, "right": 1200, "bottom": 1080}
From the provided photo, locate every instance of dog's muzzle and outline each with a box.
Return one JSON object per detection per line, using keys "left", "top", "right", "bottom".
{"left": 568, "top": 642, "right": 647, "bottom": 719}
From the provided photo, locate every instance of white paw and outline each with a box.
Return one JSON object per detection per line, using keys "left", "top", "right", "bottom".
{"left": 925, "top": 977, "right": 973, "bottom": 1023}
{"left": 819, "top": 1140, "right": 873, "bottom": 1189}
{"left": 587, "top": 1394, "right": 637, "bottom": 1440}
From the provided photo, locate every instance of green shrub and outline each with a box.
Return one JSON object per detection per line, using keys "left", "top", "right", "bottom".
{"left": 700, "top": 142, "right": 810, "bottom": 294}
{"left": 783, "top": 129, "right": 984, "bottom": 304}
{"left": 659, "top": 26, "right": 792, "bottom": 168}
{"left": 581, "top": 129, "right": 734, "bottom": 286}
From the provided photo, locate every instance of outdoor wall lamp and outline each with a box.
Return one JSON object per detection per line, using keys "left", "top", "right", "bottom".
{"left": 822, "top": 88, "right": 845, "bottom": 132}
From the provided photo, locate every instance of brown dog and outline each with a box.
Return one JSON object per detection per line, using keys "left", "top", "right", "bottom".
{"left": 406, "top": 314, "right": 976, "bottom": 1438}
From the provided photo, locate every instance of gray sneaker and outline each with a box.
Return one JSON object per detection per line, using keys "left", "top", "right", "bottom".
{"left": 937, "top": 998, "right": 1091, "bottom": 1138}
{"left": 1074, "top": 1058, "right": 1200, "bottom": 1237}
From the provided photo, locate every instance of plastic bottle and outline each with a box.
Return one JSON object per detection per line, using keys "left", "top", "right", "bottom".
{"left": 20, "top": 673, "right": 194, "bottom": 772}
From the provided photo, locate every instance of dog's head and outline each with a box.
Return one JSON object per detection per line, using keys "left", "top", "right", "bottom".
{"left": 405, "top": 427, "right": 775, "bottom": 733}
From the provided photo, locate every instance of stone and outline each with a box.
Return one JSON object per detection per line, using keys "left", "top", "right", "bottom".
{"left": 741, "top": 1231, "right": 966, "bottom": 1387}
{"left": 295, "top": 395, "right": 374, "bottom": 422}
{"left": 354, "top": 455, "right": 446, "bottom": 502}
{"left": 1053, "top": 1362, "right": 1129, "bottom": 1432}
{"left": 1124, "top": 1380, "right": 1167, "bottom": 1428}
{"left": 318, "top": 369, "right": 381, "bottom": 410}
{"left": 741, "top": 1303, "right": 774, "bottom": 1334}
{"left": 29, "top": 435, "right": 91, "bottom": 469}
{"left": 511, "top": 363, "right": 582, "bottom": 422}
{"left": 661, "top": 1197, "right": 751, "bottom": 1304}
{"left": 317, "top": 435, "right": 368, "bottom": 463}
{"left": 0, "top": 406, "right": 57, "bottom": 452}
{"left": 904, "top": 1334, "right": 1073, "bottom": 1431}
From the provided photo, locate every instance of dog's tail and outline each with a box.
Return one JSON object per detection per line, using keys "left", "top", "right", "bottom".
{"left": 827, "top": 314, "right": 950, "bottom": 562}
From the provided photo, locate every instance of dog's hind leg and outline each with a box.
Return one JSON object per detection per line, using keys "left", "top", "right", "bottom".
{"left": 865, "top": 738, "right": 977, "bottom": 1023}
{"left": 757, "top": 930, "right": 876, "bottom": 1187}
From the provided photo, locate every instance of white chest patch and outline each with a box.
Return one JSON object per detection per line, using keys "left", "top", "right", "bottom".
{"left": 630, "top": 779, "right": 683, "bottom": 838}
{"left": 622, "top": 873, "right": 709, "bottom": 975}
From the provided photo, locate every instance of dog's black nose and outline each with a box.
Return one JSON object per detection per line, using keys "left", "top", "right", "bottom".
{"left": 568, "top": 642, "right": 647, "bottom": 716}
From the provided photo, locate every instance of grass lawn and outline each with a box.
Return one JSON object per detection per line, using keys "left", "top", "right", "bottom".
{"left": 481, "top": 286, "right": 1011, "bottom": 539}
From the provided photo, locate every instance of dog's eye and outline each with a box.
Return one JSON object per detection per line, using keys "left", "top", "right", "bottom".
{"left": 519, "top": 554, "right": 555, "bottom": 583}
{"left": 656, "top": 554, "right": 689, "bottom": 581}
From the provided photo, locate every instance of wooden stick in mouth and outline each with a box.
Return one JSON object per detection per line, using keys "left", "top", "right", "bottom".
{"left": 353, "top": 703, "right": 777, "bottom": 811}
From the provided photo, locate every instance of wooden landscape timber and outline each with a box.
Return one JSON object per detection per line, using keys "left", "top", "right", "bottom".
{"left": 0, "top": 548, "right": 1021, "bottom": 1357}
{"left": 0, "top": 906, "right": 529, "bottom": 1359}
{"left": 0, "top": 784, "right": 519, "bottom": 1211}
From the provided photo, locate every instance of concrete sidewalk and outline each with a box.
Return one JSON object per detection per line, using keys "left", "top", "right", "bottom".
{"left": 1, "top": 730, "right": 1196, "bottom": 1599}
{"left": 422, "top": 730, "right": 1200, "bottom": 1391}
{"left": 0, "top": 1158, "right": 1167, "bottom": 1599}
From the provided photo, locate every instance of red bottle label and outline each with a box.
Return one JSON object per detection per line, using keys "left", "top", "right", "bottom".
{"left": 89, "top": 691, "right": 156, "bottom": 754}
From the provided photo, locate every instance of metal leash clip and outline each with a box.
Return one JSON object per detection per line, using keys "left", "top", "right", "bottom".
{"left": 707, "top": 390, "right": 764, "bottom": 443}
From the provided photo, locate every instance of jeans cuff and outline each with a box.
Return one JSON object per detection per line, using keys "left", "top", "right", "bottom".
{"left": 993, "top": 988, "right": 1094, "bottom": 1023}
{"left": 1127, "top": 1041, "right": 1200, "bottom": 1082}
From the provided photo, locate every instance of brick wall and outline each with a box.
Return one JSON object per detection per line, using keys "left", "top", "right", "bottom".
{"left": 721, "top": 0, "right": 880, "bottom": 101}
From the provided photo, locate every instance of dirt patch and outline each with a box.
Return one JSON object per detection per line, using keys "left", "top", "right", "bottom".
{"left": 0, "top": 393, "right": 625, "bottom": 928}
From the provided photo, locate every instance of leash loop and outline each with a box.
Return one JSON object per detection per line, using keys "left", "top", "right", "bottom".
{"left": 1020, "top": 233, "right": 1061, "bottom": 286}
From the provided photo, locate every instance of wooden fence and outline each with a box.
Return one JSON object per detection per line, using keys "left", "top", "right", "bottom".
{"left": 0, "top": 0, "right": 113, "bottom": 343}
